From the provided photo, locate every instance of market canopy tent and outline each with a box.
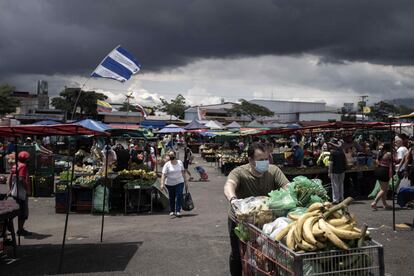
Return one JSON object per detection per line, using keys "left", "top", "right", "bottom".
{"left": 156, "top": 124, "right": 185, "bottom": 133}
{"left": 0, "top": 123, "right": 110, "bottom": 136}
{"left": 246, "top": 120, "right": 265, "bottom": 128}
{"left": 226, "top": 121, "right": 241, "bottom": 129}
{"left": 205, "top": 120, "right": 226, "bottom": 130}
{"left": 184, "top": 119, "right": 208, "bottom": 130}
{"left": 31, "top": 120, "right": 62, "bottom": 125}
{"left": 76, "top": 119, "right": 111, "bottom": 132}
{"left": 254, "top": 121, "right": 389, "bottom": 136}
{"left": 0, "top": 122, "right": 109, "bottom": 273}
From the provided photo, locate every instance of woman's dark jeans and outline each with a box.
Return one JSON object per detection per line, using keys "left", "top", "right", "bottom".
{"left": 166, "top": 182, "right": 184, "bottom": 213}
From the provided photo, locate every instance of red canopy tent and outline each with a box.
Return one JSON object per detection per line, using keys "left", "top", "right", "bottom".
{"left": 253, "top": 121, "right": 389, "bottom": 136}
{"left": 0, "top": 123, "right": 109, "bottom": 273}
{"left": 0, "top": 123, "right": 109, "bottom": 136}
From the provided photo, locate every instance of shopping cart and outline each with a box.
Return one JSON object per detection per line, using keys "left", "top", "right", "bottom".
{"left": 232, "top": 216, "right": 385, "bottom": 276}
{"left": 194, "top": 166, "right": 208, "bottom": 181}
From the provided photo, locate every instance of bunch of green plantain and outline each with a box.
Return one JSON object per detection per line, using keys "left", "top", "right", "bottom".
{"left": 275, "top": 197, "right": 369, "bottom": 252}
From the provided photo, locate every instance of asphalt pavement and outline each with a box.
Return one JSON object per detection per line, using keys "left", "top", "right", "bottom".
{"left": 1, "top": 153, "right": 413, "bottom": 276}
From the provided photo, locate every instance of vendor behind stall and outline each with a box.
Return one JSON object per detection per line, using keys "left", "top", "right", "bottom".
{"left": 98, "top": 145, "right": 117, "bottom": 175}
{"left": 114, "top": 144, "right": 130, "bottom": 171}
{"left": 292, "top": 143, "right": 304, "bottom": 167}
{"left": 224, "top": 142, "right": 289, "bottom": 276}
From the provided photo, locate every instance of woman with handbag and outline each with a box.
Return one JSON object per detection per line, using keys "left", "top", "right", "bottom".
{"left": 371, "top": 143, "right": 392, "bottom": 210}
{"left": 8, "top": 151, "right": 31, "bottom": 236}
{"left": 161, "top": 150, "right": 189, "bottom": 217}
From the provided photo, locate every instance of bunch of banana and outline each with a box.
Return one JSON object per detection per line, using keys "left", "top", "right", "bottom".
{"left": 276, "top": 197, "right": 368, "bottom": 252}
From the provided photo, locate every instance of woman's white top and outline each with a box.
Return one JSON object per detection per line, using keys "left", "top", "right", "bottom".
{"left": 162, "top": 160, "right": 184, "bottom": 186}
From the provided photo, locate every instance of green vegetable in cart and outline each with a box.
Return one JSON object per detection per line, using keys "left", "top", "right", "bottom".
{"left": 234, "top": 223, "right": 249, "bottom": 242}
{"left": 267, "top": 186, "right": 298, "bottom": 211}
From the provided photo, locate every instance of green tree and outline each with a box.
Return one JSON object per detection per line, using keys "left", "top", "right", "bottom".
{"left": 156, "top": 94, "right": 187, "bottom": 119}
{"left": 368, "top": 101, "right": 414, "bottom": 121}
{"left": 118, "top": 102, "right": 141, "bottom": 112}
{"left": 230, "top": 99, "right": 274, "bottom": 120}
{"left": 118, "top": 102, "right": 155, "bottom": 115}
{"left": 0, "top": 84, "right": 20, "bottom": 116}
{"left": 51, "top": 87, "right": 107, "bottom": 119}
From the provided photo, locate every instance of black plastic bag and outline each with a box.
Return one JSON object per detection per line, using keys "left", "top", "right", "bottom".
{"left": 182, "top": 192, "right": 194, "bottom": 211}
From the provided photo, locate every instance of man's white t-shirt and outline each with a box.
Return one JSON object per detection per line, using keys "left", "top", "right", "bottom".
{"left": 162, "top": 160, "right": 184, "bottom": 186}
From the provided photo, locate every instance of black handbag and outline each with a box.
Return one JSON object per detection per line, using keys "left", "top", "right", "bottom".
{"left": 182, "top": 192, "right": 194, "bottom": 211}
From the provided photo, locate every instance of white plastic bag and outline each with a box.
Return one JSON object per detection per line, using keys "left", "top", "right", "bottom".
{"left": 262, "top": 217, "right": 291, "bottom": 237}
{"left": 397, "top": 177, "right": 411, "bottom": 193}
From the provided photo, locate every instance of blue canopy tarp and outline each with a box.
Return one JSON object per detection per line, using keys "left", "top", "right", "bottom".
{"left": 140, "top": 120, "right": 166, "bottom": 129}
{"left": 75, "top": 119, "right": 111, "bottom": 132}
{"left": 32, "top": 120, "right": 61, "bottom": 125}
{"left": 157, "top": 124, "right": 185, "bottom": 133}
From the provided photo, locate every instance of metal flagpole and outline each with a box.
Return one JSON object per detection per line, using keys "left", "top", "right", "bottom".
{"left": 58, "top": 141, "right": 76, "bottom": 273}
{"left": 100, "top": 142, "right": 110, "bottom": 242}
{"left": 70, "top": 78, "right": 92, "bottom": 121}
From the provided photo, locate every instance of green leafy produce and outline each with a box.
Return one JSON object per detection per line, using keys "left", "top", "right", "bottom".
{"left": 267, "top": 186, "right": 298, "bottom": 211}
{"left": 234, "top": 223, "right": 249, "bottom": 242}
{"left": 291, "top": 176, "right": 329, "bottom": 207}
{"left": 59, "top": 170, "right": 74, "bottom": 181}
{"left": 75, "top": 175, "right": 100, "bottom": 187}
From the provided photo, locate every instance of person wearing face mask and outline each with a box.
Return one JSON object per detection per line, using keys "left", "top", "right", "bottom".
{"left": 160, "top": 150, "right": 189, "bottom": 217}
{"left": 224, "top": 142, "right": 289, "bottom": 276}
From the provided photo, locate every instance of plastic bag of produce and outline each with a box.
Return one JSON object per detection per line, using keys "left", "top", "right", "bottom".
{"left": 309, "top": 194, "right": 323, "bottom": 205}
{"left": 262, "top": 217, "right": 292, "bottom": 236}
{"left": 368, "top": 175, "right": 400, "bottom": 199}
{"left": 93, "top": 185, "right": 109, "bottom": 213}
{"left": 368, "top": 181, "right": 380, "bottom": 199}
{"left": 269, "top": 218, "right": 292, "bottom": 240}
{"left": 267, "top": 188, "right": 297, "bottom": 211}
{"left": 288, "top": 207, "right": 307, "bottom": 216}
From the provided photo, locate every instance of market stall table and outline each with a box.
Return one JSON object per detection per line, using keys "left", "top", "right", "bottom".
{"left": 0, "top": 199, "right": 19, "bottom": 257}
{"left": 124, "top": 184, "right": 155, "bottom": 215}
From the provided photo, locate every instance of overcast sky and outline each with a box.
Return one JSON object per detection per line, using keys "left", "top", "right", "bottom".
{"left": 1, "top": 0, "right": 414, "bottom": 107}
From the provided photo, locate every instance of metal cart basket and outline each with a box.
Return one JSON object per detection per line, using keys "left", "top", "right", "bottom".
{"left": 236, "top": 219, "right": 385, "bottom": 276}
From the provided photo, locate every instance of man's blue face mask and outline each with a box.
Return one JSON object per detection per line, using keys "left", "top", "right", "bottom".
{"left": 255, "top": 160, "right": 269, "bottom": 173}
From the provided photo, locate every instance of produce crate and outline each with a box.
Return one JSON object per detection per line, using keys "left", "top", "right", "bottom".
{"left": 75, "top": 200, "right": 92, "bottom": 212}
{"left": 36, "top": 154, "right": 54, "bottom": 174}
{"left": 33, "top": 175, "right": 54, "bottom": 197}
{"left": 237, "top": 221, "right": 384, "bottom": 276}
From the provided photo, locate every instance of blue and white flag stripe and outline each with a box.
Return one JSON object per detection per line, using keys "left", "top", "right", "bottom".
{"left": 91, "top": 45, "right": 141, "bottom": 82}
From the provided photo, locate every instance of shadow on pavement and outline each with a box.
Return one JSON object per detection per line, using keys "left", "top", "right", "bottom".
{"left": 0, "top": 241, "right": 142, "bottom": 275}
{"left": 22, "top": 232, "right": 52, "bottom": 240}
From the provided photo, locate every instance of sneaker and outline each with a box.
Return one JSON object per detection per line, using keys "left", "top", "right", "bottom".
{"left": 175, "top": 212, "right": 181, "bottom": 217}
{"left": 169, "top": 212, "right": 174, "bottom": 216}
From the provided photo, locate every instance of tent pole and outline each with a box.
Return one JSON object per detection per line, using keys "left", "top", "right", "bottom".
{"left": 14, "top": 137, "right": 21, "bottom": 246}
{"left": 58, "top": 145, "right": 75, "bottom": 273}
{"left": 100, "top": 141, "right": 109, "bottom": 243}
{"left": 389, "top": 118, "right": 396, "bottom": 231}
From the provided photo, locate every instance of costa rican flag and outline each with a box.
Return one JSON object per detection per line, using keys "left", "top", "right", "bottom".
{"left": 91, "top": 45, "right": 141, "bottom": 82}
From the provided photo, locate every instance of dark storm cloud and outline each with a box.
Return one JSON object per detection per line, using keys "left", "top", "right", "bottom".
{"left": 1, "top": 0, "right": 414, "bottom": 78}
